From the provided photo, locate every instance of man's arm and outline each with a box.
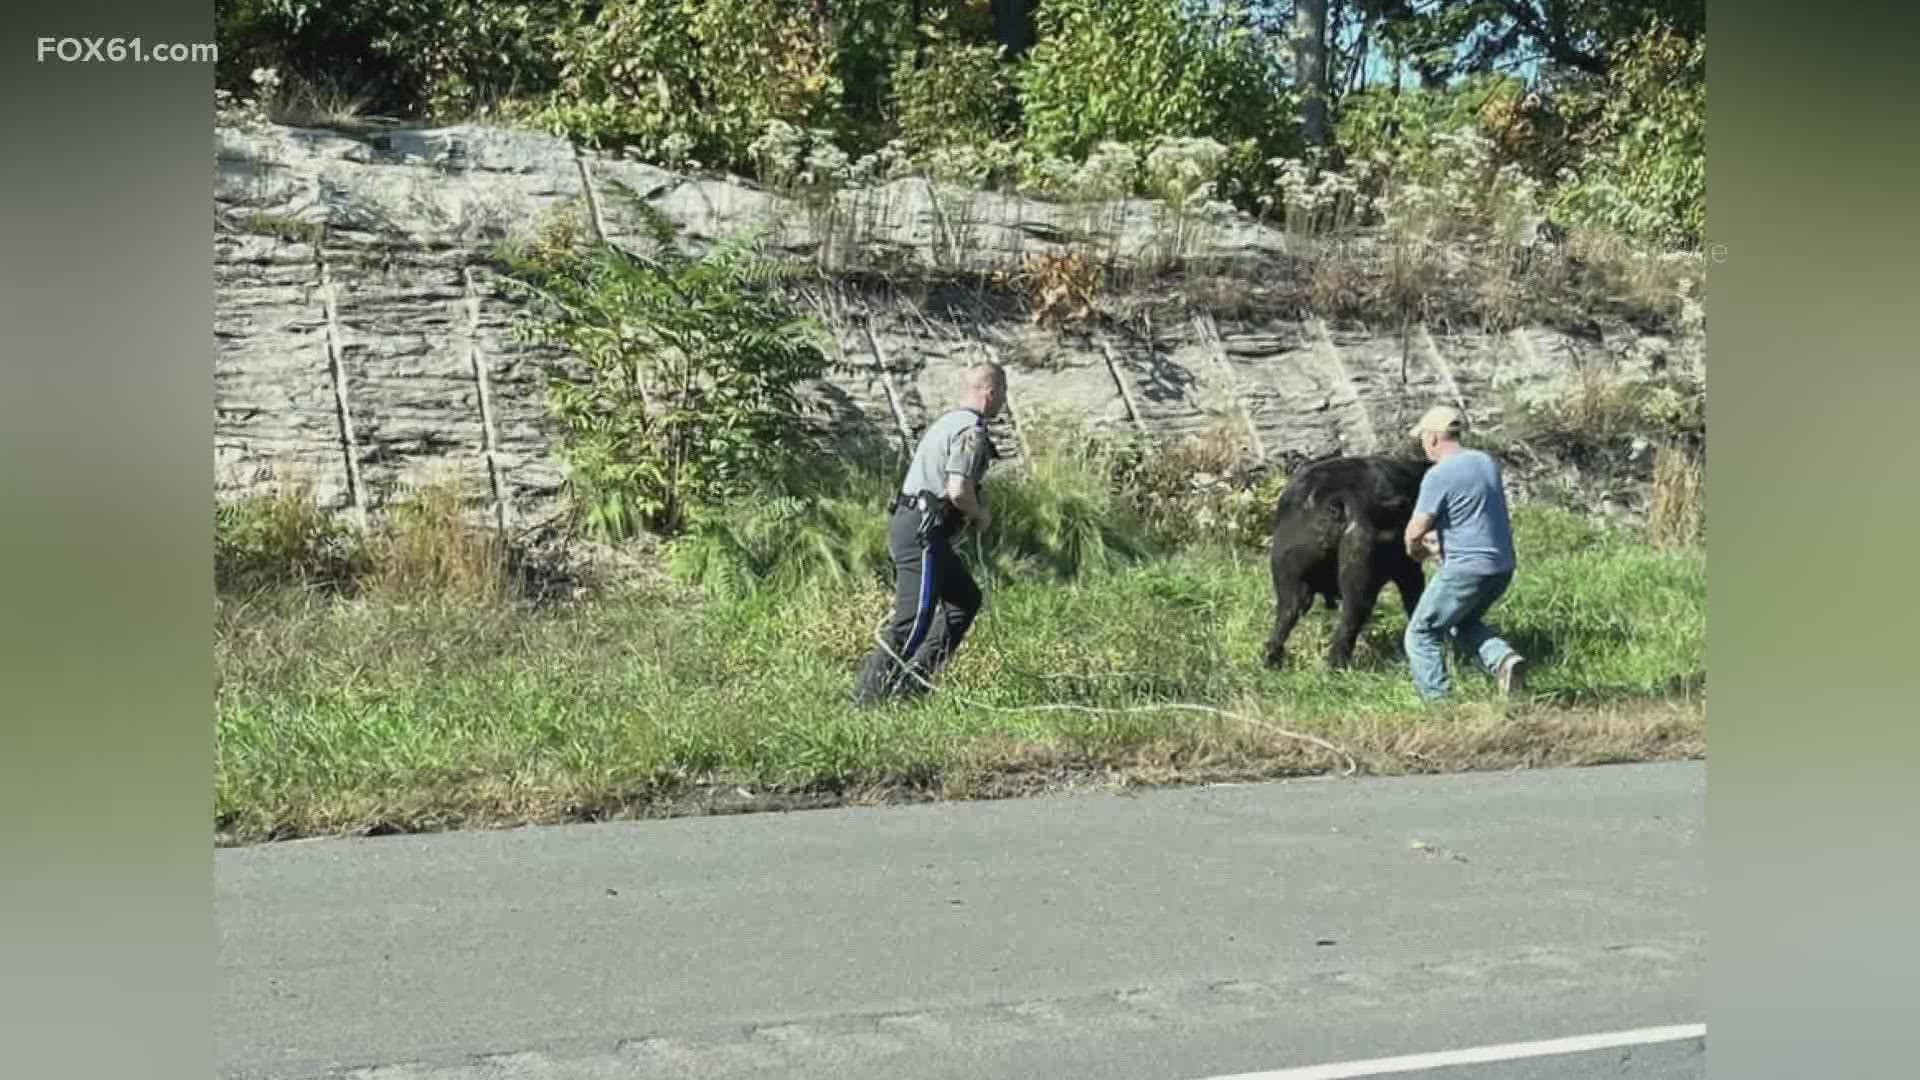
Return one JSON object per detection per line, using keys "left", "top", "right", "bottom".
{"left": 946, "top": 473, "right": 990, "bottom": 531}
{"left": 1406, "top": 470, "right": 1442, "bottom": 558}
{"left": 943, "top": 426, "right": 993, "bottom": 531}
{"left": 1404, "top": 509, "right": 1436, "bottom": 558}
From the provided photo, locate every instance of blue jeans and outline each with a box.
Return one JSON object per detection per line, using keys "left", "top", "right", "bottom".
{"left": 1404, "top": 566, "right": 1517, "bottom": 701}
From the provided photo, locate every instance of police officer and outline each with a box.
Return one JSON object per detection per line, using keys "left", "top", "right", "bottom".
{"left": 852, "top": 362, "right": 1006, "bottom": 706}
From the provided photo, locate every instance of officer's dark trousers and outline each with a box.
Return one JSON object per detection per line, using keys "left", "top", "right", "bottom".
{"left": 852, "top": 506, "right": 982, "bottom": 704}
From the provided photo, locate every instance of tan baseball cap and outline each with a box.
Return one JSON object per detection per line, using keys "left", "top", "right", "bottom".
{"left": 1409, "top": 405, "right": 1466, "bottom": 438}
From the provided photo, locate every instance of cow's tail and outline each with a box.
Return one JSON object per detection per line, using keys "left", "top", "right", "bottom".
{"left": 1322, "top": 491, "right": 1351, "bottom": 523}
{"left": 1325, "top": 491, "right": 1400, "bottom": 545}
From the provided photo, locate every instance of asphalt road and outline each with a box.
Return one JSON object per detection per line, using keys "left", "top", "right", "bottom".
{"left": 216, "top": 761, "right": 1704, "bottom": 1080}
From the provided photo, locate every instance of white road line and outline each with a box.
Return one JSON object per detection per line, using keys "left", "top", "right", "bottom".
{"left": 1192, "top": 1023, "right": 1706, "bottom": 1079}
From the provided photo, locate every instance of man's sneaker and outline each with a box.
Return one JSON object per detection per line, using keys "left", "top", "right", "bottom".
{"left": 1497, "top": 654, "right": 1528, "bottom": 696}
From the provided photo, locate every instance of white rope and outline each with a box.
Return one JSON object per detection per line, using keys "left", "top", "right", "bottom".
{"left": 864, "top": 533, "right": 1360, "bottom": 778}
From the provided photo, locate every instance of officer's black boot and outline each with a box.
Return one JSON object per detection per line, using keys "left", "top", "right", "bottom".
{"left": 850, "top": 651, "right": 895, "bottom": 707}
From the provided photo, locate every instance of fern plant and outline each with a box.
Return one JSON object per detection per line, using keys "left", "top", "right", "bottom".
{"left": 505, "top": 203, "right": 837, "bottom": 537}
{"left": 670, "top": 438, "right": 897, "bottom": 598}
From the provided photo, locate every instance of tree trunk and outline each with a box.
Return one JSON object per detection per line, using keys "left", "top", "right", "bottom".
{"left": 911, "top": 0, "right": 927, "bottom": 69}
{"left": 991, "top": 0, "right": 1035, "bottom": 58}
{"left": 1295, "top": 0, "right": 1330, "bottom": 147}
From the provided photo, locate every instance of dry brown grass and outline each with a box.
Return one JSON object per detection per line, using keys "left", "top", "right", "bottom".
{"left": 364, "top": 479, "right": 517, "bottom": 605}
{"left": 997, "top": 250, "right": 1104, "bottom": 326}
{"left": 1473, "top": 261, "right": 1528, "bottom": 331}
{"left": 1190, "top": 695, "right": 1706, "bottom": 776}
{"left": 1176, "top": 272, "right": 1278, "bottom": 320}
{"left": 1381, "top": 240, "right": 1446, "bottom": 323}
{"left": 1563, "top": 227, "right": 1699, "bottom": 321}
{"left": 1332, "top": 699, "right": 1705, "bottom": 772}
{"left": 1649, "top": 442, "right": 1705, "bottom": 549}
{"left": 1166, "top": 423, "right": 1252, "bottom": 475}
{"left": 877, "top": 698, "right": 1701, "bottom": 809}
{"left": 1503, "top": 362, "right": 1656, "bottom": 455}
{"left": 1563, "top": 364, "right": 1648, "bottom": 433}
{"left": 267, "top": 71, "right": 377, "bottom": 129}
{"left": 1307, "top": 251, "right": 1372, "bottom": 319}
{"left": 225, "top": 771, "right": 619, "bottom": 844}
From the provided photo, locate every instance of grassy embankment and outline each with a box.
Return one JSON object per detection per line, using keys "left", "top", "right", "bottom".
{"left": 215, "top": 429, "right": 1704, "bottom": 845}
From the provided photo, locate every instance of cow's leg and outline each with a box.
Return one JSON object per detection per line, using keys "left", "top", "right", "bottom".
{"left": 1391, "top": 553, "right": 1426, "bottom": 618}
{"left": 1310, "top": 564, "right": 1340, "bottom": 611}
{"left": 1327, "top": 526, "right": 1383, "bottom": 670}
{"left": 1264, "top": 561, "right": 1314, "bottom": 671}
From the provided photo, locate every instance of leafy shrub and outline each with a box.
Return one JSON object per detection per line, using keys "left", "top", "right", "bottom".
{"left": 746, "top": 120, "right": 863, "bottom": 199}
{"left": 1333, "top": 74, "right": 1526, "bottom": 180}
{"left": 1380, "top": 126, "right": 1545, "bottom": 250}
{"left": 527, "top": 1, "right": 708, "bottom": 157}
{"left": 1257, "top": 151, "right": 1370, "bottom": 235}
{"left": 503, "top": 205, "right": 835, "bottom": 538}
{"left": 826, "top": 0, "right": 920, "bottom": 130}
{"left": 668, "top": 493, "right": 889, "bottom": 601}
{"left": 1017, "top": 0, "right": 1295, "bottom": 165}
{"left": 214, "top": 0, "right": 579, "bottom": 121}
{"left": 671, "top": 411, "right": 1164, "bottom": 598}
{"left": 406, "top": 0, "right": 579, "bottom": 119}
{"left": 890, "top": 15, "right": 1020, "bottom": 153}
{"left": 1142, "top": 136, "right": 1229, "bottom": 208}
{"left": 984, "top": 413, "right": 1157, "bottom": 581}
{"left": 665, "top": 445, "right": 897, "bottom": 601}
{"left": 1104, "top": 423, "right": 1276, "bottom": 551}
{"left": 691, "top": 0, "right": 844, "bottom": 164}
{"left": 532, "top": 0, "right": 840, "bottom": 173}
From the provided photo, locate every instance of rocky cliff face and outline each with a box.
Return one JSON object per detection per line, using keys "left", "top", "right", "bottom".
{"left": 214, "top": 122, "right": 1704, "bottom": 531}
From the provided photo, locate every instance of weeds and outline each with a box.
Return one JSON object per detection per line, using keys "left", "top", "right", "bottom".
{"left": 362, "top": 478, "right": 517, "bottom": 605}
{"left": 665, "top": 415, "right": 1159, "bottom": 598}
{"left": 215, "top": 477, "right": 522, "bottom": 604}
{"left": 502, "top": 203, "right": 835, "bottom": 537}
{"left": 216, "top": 483, "right": 368, "bottom": 596}
{"left": 217, "top": 408, "right": 1705, "bottom": 846}
{"left": 216, "top": 499, "right": 1703, "bottom": 843}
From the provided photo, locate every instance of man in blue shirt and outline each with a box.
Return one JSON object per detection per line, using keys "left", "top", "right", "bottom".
{"left": 1402, "top": 406, "right": 1527, "bottom": 700}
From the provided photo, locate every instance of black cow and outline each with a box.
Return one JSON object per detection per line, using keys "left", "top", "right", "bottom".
{"left": 1263, "top": 454, "right": 1433, "bottom": 671}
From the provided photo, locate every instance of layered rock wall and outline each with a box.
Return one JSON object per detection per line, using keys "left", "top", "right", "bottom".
{"left": 214, "top": 122, "right": 1704, "bottom": 528}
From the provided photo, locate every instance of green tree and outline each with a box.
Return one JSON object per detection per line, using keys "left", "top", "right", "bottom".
{"left": 1342, "top": 0, "right": 1702, "bottom": 84}
{"left": 533, "top": 0, "right": 841, "bottom": 171}
{"left": 1552, "top": 22, "right": 1705, "bottom": 249}
{"left": 1295, "top": 0, "right": 1330, "bottom": 146}
{"left": 1017, "top": 0, "right": 1294, "bottom": 161}
{"left": 213, "top": 0, "right": 581, "bottom": 119}
{"left": 891, "top": 7, "right": 1021, "bottom": 152}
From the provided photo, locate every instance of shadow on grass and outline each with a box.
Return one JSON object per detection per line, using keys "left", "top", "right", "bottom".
{"left": 999, "top": 669, "right": 1228, "bottom": 705}
{"left": 1501, "top": 628, "right": 1564, "bottom": 668}
{"left": 1337, "top": 621, "right": 1561, "bottom": 672}
{"left": 1525, "top": 673, "right": 1706, "bottom": 708}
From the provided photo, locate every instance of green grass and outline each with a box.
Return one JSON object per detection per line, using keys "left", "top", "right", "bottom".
{"left": 215, "top": 502, "right": 1704, "bottom": 844}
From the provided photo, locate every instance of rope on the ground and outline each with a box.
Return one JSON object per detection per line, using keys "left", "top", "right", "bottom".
{"left": 865, "top": 554, "right": 1360, "bottom": 778}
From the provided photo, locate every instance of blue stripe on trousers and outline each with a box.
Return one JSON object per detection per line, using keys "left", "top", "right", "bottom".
{"left": 898, "top": 540, "right": 939, "bottom": 675}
